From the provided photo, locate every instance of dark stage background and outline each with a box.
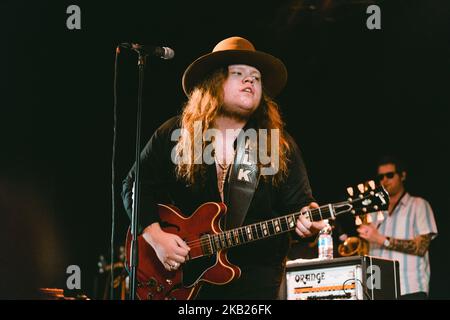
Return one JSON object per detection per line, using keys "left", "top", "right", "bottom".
{"left": 1, "top": 0, "right": 449, "bottom": 299}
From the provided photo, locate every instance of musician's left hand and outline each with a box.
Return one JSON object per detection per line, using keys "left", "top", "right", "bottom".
{"left": 295, "top": 202, "right": 327, "bottom": 238}
{"left": 358, "top": 223, "right": 386, "bottom": 245}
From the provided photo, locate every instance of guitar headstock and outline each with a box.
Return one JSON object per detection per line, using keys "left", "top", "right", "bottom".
{"left": 345, "top": 180, "right": 389, "bottom": 218}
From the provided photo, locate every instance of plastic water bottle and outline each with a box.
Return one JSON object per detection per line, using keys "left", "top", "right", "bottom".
{"left": 318, "top": 221, "right": 333, "bottom": 260}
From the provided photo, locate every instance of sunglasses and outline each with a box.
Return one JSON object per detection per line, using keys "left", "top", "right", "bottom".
{"left": 377, "top": 172, "right": 397, "bottom": 181}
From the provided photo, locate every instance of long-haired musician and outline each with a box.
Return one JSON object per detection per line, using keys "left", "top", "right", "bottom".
{"left": 122, "top": 37, "right": 325, "bottom": 299}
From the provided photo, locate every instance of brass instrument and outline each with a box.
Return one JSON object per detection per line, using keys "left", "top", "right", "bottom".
{"left": 338, "top": 181, "right": 385, "bottom": 257}
{"left": 338, "top": 231, "right": 370, "bottom": 257}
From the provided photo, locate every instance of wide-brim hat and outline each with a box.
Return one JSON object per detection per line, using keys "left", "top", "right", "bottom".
{"left": 182, "top": 36, "right": 287, "bottom": 98}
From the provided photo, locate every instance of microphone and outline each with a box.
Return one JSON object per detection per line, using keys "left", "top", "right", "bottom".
{"left": 120, "top": 43, "right": 175, "bottom": 60}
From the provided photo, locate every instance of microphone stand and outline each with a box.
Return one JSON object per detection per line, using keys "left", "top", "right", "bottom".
{"left": 129, "top": 49, "right": 148, "bottom": 300}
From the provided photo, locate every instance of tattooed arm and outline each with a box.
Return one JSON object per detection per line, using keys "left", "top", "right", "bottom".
{"left": 358, "top": 225, "right": 433, "bottom": 257}
{"left": 387, "top": 234, "right": 433, "bottom": 257}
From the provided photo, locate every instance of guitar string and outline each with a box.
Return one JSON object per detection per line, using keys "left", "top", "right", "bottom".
{"left": 183, "top": 205, "right": 338, "bottom": 250}
{"left": 182, "top": 202, "right": 345, "bottom": 248}
{"left": 183, "top": 208, "right": 331, "bottom": 250}
{"left": 183, "top": 205, "right": 338, "bottom": 249}
{"left": 183, "top": 209, "right": 310, "bottom": 248}
{"left": 182, "top": 192, "right": 380, "bottom": 250}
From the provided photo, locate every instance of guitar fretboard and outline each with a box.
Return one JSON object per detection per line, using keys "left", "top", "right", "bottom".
{"left": 206, "top": 204, "right": 336, "bottom": 254}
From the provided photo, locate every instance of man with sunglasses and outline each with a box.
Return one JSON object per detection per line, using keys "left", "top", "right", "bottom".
{"left": 357, "top": 155, "right": 438, "bottom": 299}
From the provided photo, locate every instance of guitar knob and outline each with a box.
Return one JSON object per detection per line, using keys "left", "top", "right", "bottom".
{"left": 146, "top": 278, "right": 157, "bottom": 287}
{"left": 156, "top": 284, "right": 164, "bottom": 293}
{"left": 147, "top": 293, "right": 153, "bottom": 300}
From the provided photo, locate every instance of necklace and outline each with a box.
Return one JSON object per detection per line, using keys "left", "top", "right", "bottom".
{"left": 214, "top": 151, "right": 234, "bottom": 201}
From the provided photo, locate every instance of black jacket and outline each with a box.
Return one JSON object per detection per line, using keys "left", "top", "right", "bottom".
{"left": 122, "top": 116, "right": 315, "bottom": 298}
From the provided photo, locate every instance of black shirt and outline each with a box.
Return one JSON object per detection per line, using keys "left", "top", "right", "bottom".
{"left": 122, "top": 116, "right": 315, "bottom": 298}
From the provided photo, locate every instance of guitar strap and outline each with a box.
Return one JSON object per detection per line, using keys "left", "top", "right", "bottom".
{"left": 224, "top": 131, "right": 260, "bottom": 230}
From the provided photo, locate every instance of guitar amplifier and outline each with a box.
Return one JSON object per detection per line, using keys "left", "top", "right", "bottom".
{"left": 284, "top": 256, "right": 400, "bottom": 300}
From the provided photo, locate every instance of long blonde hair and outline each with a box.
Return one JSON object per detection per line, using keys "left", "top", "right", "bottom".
{"left": 175, "top": 68, "right": 291, "bottom": 186}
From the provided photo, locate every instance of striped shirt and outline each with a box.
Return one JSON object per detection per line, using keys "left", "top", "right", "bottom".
{"left": 369, "top": 193, "right": 438, "bottom": 295}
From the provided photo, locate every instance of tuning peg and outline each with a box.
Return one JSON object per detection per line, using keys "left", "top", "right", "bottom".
{"left": 358, "top": 183, "right": 365, "bottom": 193}
{"left": 377, "top": 211, "right": 385, "bottom": 222}
{"left": 368, "top": 180, "right": 376, "bottom": 190}
{"left": 347, "top": 187, "right": 354, "bottom": 197}
{"left": 366, "top": 214, "right": 373, "bottom": 223}
{"left": 355, "top": 216, "right": 362, "bottom": 226}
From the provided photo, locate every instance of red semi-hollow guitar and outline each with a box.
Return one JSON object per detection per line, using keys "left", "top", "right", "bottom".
{"left": 125, "top": 181, "right": 388, "bottom": 300}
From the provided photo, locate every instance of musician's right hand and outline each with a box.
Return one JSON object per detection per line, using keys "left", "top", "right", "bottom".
{"left": 142, "top": 223, "right": 190, "bottom": 271}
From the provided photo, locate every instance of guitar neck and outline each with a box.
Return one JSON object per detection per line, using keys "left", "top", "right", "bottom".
{"left": 209, "top": 203, "right": 346, "bottom": 253}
